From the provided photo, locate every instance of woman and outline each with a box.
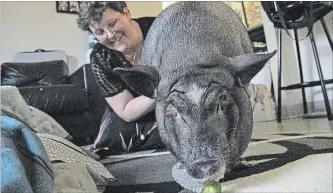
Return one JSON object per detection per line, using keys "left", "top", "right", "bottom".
{"left": 77, "top": 2, "right": 165, "bottom": 155}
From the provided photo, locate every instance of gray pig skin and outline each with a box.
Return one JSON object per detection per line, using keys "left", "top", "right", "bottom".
{"left": 114, "top": 1, "right": 276, "bottom": 183}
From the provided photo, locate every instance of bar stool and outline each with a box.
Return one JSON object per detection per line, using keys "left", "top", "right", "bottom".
{"left": 261, "top": 2, "right": 333, "bottom": 122}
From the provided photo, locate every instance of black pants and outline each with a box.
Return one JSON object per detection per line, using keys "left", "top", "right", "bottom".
{"left": 93, "top": 107, "right": 165, "bottom": 156}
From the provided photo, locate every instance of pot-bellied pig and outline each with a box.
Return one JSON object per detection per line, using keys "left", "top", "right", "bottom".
{"left": 115, "top": 1, "right": 276, "bottom": 185}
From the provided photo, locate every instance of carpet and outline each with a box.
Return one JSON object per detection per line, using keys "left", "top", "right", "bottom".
{"left": 102, "top": 131, "right": 333, "bottom": 193}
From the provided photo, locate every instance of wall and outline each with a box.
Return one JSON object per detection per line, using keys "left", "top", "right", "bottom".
{"left": 162, "top": 1, "right": 177, "bottom": 9}
{"left": 261, "top": 5, "right": 333, "bottom": 117}
{"left": 0, "top": 1, "right": 88, "bottom": 74}
{"left": 127, "top": 1, "right": 162, "bottom": 18}
{"left": 0, "top": 2, "right": 2, "bottom": 33}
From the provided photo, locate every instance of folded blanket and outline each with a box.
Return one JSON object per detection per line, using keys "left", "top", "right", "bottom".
{"left": 38, "top": 133, "right": 115, "bottom": 192}
{"left": 0, "top": 86, "right": 71, "bottom": 139}
{"left": 52, "top": 162, "right": 99, "bottom": 193}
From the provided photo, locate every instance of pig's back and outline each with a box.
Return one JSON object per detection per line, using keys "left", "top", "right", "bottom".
{"left": 142, "top": 1, "right": 253, "bottom": 73}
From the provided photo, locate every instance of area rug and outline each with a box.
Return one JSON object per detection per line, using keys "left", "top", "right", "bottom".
{"left": 103, "top": 132, "right": 333, "bottom": 193}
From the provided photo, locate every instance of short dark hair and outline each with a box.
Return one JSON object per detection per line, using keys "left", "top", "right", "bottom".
{"left": 77, "top": 1, "right": 127, "bottom": 32}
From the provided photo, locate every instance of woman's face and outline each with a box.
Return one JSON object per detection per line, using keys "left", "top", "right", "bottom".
{"left": 89, "top": 8, "right": 136, "bottom": 53}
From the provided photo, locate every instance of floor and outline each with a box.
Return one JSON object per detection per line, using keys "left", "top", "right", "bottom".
{"left": 252, "top": 115, "right": 333, "bottom": 139}
{"left": 226, "top": 117, "right": 333, "bottom": 193}
{"left": 103, "top": 117, "right": 333, "bottom": 193}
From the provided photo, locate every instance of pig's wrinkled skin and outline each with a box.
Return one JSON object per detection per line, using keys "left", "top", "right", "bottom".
{"left": 114, "top": 1, "right": 276, "bottom": 182}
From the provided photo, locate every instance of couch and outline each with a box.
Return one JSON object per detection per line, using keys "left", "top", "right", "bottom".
{"left": 1, "top": 59, "right": 106, "bottom": 145}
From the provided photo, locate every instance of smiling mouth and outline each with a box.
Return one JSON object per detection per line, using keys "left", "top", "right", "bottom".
{"left": 111, "top": 35, "right": 122, "bottom": 44}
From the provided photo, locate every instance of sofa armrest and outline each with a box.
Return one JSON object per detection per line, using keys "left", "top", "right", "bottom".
{"left": 1, "top": 60, "right": 69, "bottom": 87}
{"left": 68, "top": 64, "right": 90, "bottom": 91}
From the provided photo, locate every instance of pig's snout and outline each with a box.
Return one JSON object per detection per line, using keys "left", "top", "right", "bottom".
{"left": 186, "top": 158, "right": 219, "bottom": 179}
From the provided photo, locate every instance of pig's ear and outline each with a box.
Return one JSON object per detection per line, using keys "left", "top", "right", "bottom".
{"left": 228, "top": 51, "right": 276, "bottom": 85}
{"left": 113, "top": 66, "right": 160, "bottom": 98}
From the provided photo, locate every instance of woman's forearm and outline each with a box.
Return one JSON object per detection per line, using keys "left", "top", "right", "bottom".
{"left": 105, "top": 89, "right": 156, "bottom": 122}
{"left": 121, "top": 95, "right": 156, "bottom": 122}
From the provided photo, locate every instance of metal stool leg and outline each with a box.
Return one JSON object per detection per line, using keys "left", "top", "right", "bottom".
{"left": 276, "top": 28, "right": 283, "bottom": 123}
{"left": 309, "top": 29, "right": 333, "bottom": 120}
{"left": 294, "top": 29, "right": 308, "bottom": 114}
{"left": 320, "top": 18, "right": 333, "bottom": 51}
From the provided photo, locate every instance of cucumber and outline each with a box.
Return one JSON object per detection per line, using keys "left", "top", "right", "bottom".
{"left": 201, "top": 181, "right": 221, "bottom": 193}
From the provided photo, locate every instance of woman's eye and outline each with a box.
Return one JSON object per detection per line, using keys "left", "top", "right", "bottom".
{"left": 108, "top": 20, "right": 117, "bottom": 28}
{"left": 95, "top": 30, "right": 104, "bottom": 36}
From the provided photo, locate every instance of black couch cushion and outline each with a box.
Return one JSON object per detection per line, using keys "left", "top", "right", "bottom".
{"left": 1, "top": 60, "right": 69, "bottom": 86}
{"left": 18, "top": 85, "right": 88, "bottom": 115}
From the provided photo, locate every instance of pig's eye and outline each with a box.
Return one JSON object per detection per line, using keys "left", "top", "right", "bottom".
{"left": 219, "top": 94, "right": 227, "bottom": 101}
{"left": 166, "top": 103, "right": 179, "bottom": 117}
{"left": 173, "top": 111, "right": 178, "bottom": 117}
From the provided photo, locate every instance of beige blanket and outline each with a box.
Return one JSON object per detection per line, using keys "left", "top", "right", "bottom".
{"left": 52, "top": 162, "right": 100, "bottom": 193}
